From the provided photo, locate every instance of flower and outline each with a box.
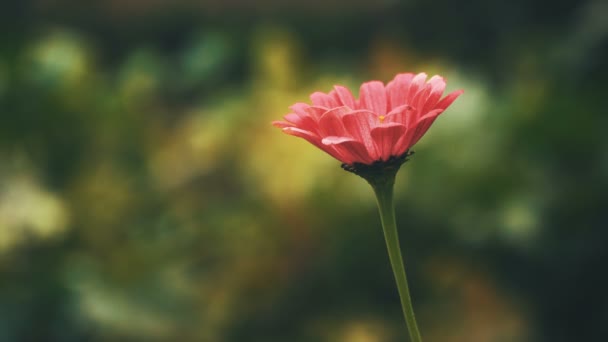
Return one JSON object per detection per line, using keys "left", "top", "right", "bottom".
{"left": 273, "top": 72, "right": 463, "bottom": 166}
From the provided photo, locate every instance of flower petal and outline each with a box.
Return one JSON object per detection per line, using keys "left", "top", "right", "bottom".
{"left": 322, "top": 136, "right": 374, "bottom": 165}
{"left": 386, "top": 73, "right": 414, "bottom": 110}
{"left": 283, "top": 127, "right": 345, "bottom": 161}
{"left": 411, "top": 86, "right": 432, "bottom": 121}
{"left": 409, "top": 109, "right": 444, "bottom": 146}
{"left": 282, "top": 126, "right": 320, "bottom": 142}
{"left": 406, "top": 72, "right": 427, "bottom": 104}
{"left": 370, "top": 123, "right": 407, "bottom": 161}
{"left": 305, "top": 106, "right": 330, "bottom": 121}
{"left": 333, "top": 85, "right": 357, "bottom": 108}
{"left": 359, "top": 81, "right": 387, "bottom": 115}
{"left": 283, "top": 113, "right": 302, "bottom": 124}
{"left": 384, "top": 104, "right": 413, "bottom": 126}
{"left": 321, "top": 136, "right": 354, "bottom": 144}
{"left": 387, "top": 104, "right": 420, "bottom": 131}
{"left": 282, "top": 112, "right": 320, "bottom": 133}
{"left": 341, "top": 110, "right": 379, "bottom": 158}
{"left": 397, "top": 109, "right": 444, "bottom": 151}
{"left": 436, "top": 89, "right": 464, "bottom": 110}
{"left": 421, "top": 75, "right": 446, "bottom": 113}
{"left": 310, "top": 91, "right": 338, "bottom": 108}
{"left": 318, "top": 106, "right": 353, "bottom": 137}
{"left": 290, "top": 102, "right": 311, "bottom": 117}
{"left": 272, "top": 120, "right": 295, "bottom": 128}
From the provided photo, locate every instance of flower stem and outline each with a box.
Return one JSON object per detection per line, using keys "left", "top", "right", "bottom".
{"left": 371, "top": 175, "right": 422, "bottom": 342}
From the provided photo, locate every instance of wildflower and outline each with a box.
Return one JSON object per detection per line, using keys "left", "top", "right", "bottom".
{"left": 273, "top": 71, "right": 463, "bottom": 342}
{"left": 273, "top": 72, "right": 463, "bottom": 166}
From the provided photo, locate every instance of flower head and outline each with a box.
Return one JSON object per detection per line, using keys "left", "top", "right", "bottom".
{"left": 273, "top": 72, "right": 463, "bottom": 166}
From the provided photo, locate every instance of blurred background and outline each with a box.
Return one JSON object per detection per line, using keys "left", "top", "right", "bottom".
{"left": 1, "top": 0, "right": 607, "bottom": 341}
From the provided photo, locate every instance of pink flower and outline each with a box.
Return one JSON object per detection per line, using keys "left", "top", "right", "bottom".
{"left": 273, "top": 72, "right": 463, "bottom": 165}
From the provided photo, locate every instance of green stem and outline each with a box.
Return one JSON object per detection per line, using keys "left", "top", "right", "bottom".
{"left": 371, "top": 175, "right": 422, "bottom": 342}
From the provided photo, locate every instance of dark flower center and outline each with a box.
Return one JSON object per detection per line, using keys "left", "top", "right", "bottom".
{"left": 341, "top": 150, "right": 415, "bottom": 184}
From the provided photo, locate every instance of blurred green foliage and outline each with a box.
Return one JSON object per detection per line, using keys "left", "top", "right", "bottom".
{"left": 1, "top": 1, "right": 607, "bottom": 341}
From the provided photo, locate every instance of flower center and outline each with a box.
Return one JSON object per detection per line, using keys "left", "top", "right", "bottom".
{"left": 378, "top": 115, "right": 385, "bottom": 123}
